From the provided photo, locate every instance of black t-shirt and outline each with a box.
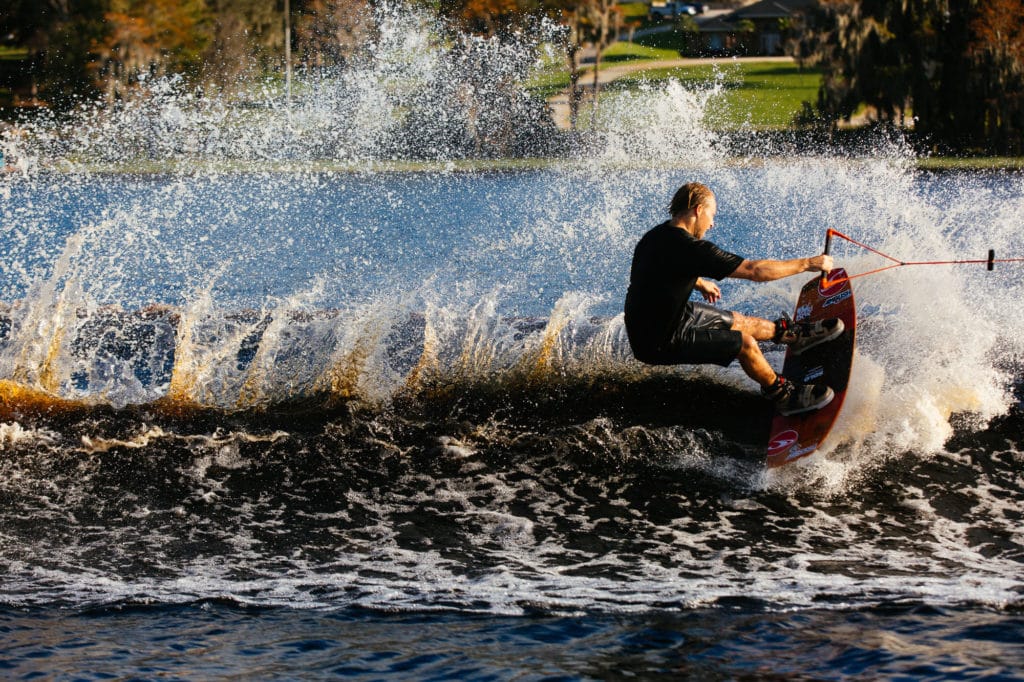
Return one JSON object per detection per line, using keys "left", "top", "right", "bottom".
{"left": 624, "top": 221, "right": 744, "bottom": 353}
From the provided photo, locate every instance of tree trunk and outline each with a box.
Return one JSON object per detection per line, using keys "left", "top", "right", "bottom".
{"left": 564, "top": 26, "right": 582, "bottom": 131}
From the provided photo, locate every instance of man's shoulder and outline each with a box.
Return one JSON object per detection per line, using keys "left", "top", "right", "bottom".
{"left": 640, "top": 221, "right": 694, "bottom": 245}
{"left": 644, "top": 220, "right": 674, "bottom": 235}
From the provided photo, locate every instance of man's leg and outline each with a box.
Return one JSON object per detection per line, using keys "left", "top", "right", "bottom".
{"left": 729, "top": 312, "right": 835, "bottom": 415}
{"left": 730, "top": 311, "right": 774, "bottom": 341}
{"left": 730, "top": 312, "right": 776, "bottom": 388}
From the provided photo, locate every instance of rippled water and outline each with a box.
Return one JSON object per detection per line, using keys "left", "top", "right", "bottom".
{"left": 3, "top": 4, "right": 1024, "bottom": 677}
{"left": 4, "top": 603, "right": 1023, "bottom": 679}
{"left": 3, "top": 164, "right": 1024, "bottom": 677}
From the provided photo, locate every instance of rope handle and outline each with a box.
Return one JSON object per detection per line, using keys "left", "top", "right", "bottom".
{"left": 821, "top": 228, "right": 1024, "bottom": 288}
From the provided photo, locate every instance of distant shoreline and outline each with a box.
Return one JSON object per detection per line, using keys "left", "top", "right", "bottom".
{"left": 12, "top": 155, "right": 1023, "bottom": 175}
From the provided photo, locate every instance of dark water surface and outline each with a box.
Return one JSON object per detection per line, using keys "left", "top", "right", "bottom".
{"left": 2, "top": 380, "right": 1023, "bottom": 678}
{"left": 4, "top": 603, "right": 1024, "bottom": 679}
{"left": 4, "top": 129, "right": 1024, "bottom": 676}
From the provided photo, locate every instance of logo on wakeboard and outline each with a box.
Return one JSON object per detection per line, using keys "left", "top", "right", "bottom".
{"left": 803, "top": 366, "right": 824, "bottom": 382}
{"left": 818, "top": 268, "right": 848, "bottom": 297}
{"left": 823, "top": 289, "right": 852, "bottom": 308}
{"left": 784, "top": 443, "right": 819, "bottom": 462}
{"left": 768, "top": 429, "right": 799, "bottom": 457}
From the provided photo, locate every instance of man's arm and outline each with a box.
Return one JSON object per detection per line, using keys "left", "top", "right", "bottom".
{"left": 729, "top": 255, "right": 833, "bottom": 282}
{"left": 694, "top": 278, "right": 721, "bottom": 303}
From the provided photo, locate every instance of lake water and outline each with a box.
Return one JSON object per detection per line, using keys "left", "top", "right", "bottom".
{"left": 2, "top": 7, "right": 1024, "bottom": 678}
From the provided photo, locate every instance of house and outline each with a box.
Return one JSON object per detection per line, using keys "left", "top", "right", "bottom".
{"left": 685, "top": 0, "right": 817, "bottom": 57}
{"left": 731, "top": 0, "right": 817, "bottom": 54}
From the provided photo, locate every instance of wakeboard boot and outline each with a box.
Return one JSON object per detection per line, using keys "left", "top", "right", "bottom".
{"left": 763, "top": 376, "right": 834, "bottom": 416}
{"left": 773, "top": 313, "right": 844, "bottom": 355}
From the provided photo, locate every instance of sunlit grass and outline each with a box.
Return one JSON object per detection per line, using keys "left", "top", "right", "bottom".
{"left": 618, "top": 2, "right": 650, "bottom": 19}
{"left": 525, "top": 47, "right": 572, "bottom": 100}
{"left": 606, "top": 59, "right": 822, "bottom": 130}
{"left": 0, "top": 47, "right": 29, "bottom": 60}
{"left": 916, "top": 156, "right": 1024, "bottom": 171}
{"left": 528, "top": 29, "right": 822, "bottom": 130}
{"left": 602, "top": 42, "right": 682, "bottom": 63}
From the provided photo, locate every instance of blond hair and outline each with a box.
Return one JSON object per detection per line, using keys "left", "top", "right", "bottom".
{"left": 669, "top": 182, "right": 714, "bottom": 218}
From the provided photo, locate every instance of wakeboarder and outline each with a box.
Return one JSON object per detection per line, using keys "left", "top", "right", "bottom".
{"left": 624, "top": 182, "right": 844, "bottom": 415}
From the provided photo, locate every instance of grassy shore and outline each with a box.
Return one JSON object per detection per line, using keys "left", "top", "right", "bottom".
{"left": 7, "top": 38, "right": 1022, "bottom": 173}
{"left": 528, "top": 35, "right": 823, "bottom": 131}
{"left": 0, "top": 47, "right": 28, "bottom": 60}
{"left": 0, "top": 46, "right": 29, "bottom": 107}
{"left": 40, "top": 153, "right": 1024, "bottom": 175}
{"left": 530, "top": 39, "right": 1024, "bottom": 169}
{"left": 603, "top": 59, "right": 822, "bottom": 130}
{"left": 915, "top": 156, "right": 1024, "bottom": 171}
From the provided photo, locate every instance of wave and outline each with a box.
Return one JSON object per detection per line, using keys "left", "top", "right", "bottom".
{"left": 0, "top": 301, "right": 639, "bottom": 407}
{"left": 3, "top": 0, "right": 1024, "bottom": 621}
{"left": 1, "top": 365, "right": 1021, "bottom": 613}
{"left": 0, "top": 300, "right": 769, "bottom": 468}
{"left": 1, "top": 289, "right": 1021, "bottom": 491}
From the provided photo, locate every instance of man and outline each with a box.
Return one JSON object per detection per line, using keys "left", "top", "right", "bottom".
{"left": 624, "top": 182, "right": 843, "bottom": 415}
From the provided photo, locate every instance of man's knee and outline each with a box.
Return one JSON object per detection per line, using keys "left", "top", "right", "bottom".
{"left": 738, "top": 332, "right": 759, "bottom": 356}
{"left": 733, "top": 313, "right": 774, "bottom": 341}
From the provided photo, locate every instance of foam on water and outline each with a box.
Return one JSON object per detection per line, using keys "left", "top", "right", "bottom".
{"left": 3, "top": 429, "right": 1021, "bottom": 614}
{"left": 5, "top": 119, "right": 1023, "bottom": 469}
{"left": 2, "top": 175, "right": 1019, "bottom": 469}
{"left": 2, "top": 0, "right": 1024, "bottom": 617}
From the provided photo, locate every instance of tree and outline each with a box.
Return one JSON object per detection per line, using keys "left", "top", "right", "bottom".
{"left": 459, "top": 0, "right": 526, "bottom": 36}
{"left": 90, "top": 0, "right": 210, "bottom": 101}
{"left": 91, "top": 11, "right": 157, "bottom": 101}
{"left": 968, "top": 0, "right": 1024, "bottom": 153}
{"left": 801, "top": 1, "right": 945, "bottom": 139}
{"left": 582, "top": 0, "right": 622, "bottom": 123}
{"left": 294, "top": 0, "right": 373, "bottom": 70}
{"left": 677, "top": 15, "right": 700, "bottom": 57}
{"left": 435, "top": 0, "right": 538, "bottom": 37}
{"left": 542, "top": 0, "right": 622, "bottom": 129}
{"left": 734, "top": 18, "right": 755, "bottom": 57}
{"left": 801, "top": 0, "right": 1024, "bottom": 154}
{"left": 201, "top": 0, "right": 287, "bottom": 91}
{"left": 1, "top": 0, "right": 109, "bottom": 107}
{"left": 544, "top": 2, "right": 589, "bottom": 130}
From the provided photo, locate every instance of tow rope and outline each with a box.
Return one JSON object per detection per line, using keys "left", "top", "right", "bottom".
{"left": 821, "top": 228, "right": 1024, "bottom": 288}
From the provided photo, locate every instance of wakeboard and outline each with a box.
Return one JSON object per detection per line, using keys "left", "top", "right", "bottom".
{"left": 766, "top": 268, "right": 856, "bottom": 468}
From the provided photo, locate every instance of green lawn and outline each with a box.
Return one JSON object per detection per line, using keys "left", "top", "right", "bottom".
{"left": 528, "top": 30, "right": 823, "bottom": 131}
{"left": 915, "top": 156, "right": 1024, "bottom": 171}
{"left": 618, "top": 2, "right": 650, "bottom": 19}
{"left": 0, "top": 47, "right": 29, "bottom": 107}
{"left": 602, "top": 41, "right": 682, "bottom": 63}
{"left": 525, "top": 50, "right": 572, "bottom": 100}
{"left": 603, "top": 59, "right": 823, "bottom": 130}
{"left": 631, "top": 29, "right": 692, "bottom": 52}
{"left": 0, "top": 47, "right": 28, "bottom": 60}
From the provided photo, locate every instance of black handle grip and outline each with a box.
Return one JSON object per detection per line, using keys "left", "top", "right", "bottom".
{"left": 987, "top": 249, "right": 995, "bottom": 271}
{"left": 820, "top": 230, "right": 833, "bottom": 284}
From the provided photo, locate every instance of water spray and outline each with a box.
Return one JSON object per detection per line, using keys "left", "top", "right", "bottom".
{"left": 821, "top": 228, "right": 1024, "bottom": 288}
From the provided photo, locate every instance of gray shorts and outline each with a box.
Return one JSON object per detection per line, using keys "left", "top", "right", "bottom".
{"left": 663, "top": 301, "right": 743, "bottom": 367}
